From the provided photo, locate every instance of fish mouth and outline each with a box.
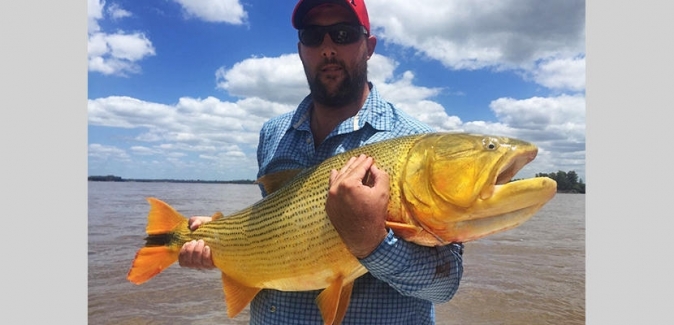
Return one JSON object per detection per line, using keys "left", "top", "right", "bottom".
{"left": 496, "top": 146, "right": 537, "bottom": 185}
{"left": 474, "top": 143, "right": 556, "bottom": 222}
{"left": 480, "top": 146, "right": 538, "bottom": 200}
{"left": 443, "top": 161, "right": 557, "bottom": 243}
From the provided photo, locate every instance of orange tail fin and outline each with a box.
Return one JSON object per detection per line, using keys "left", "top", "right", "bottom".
{"left": 127, "top": 197, "right": 188, "bottom": 285}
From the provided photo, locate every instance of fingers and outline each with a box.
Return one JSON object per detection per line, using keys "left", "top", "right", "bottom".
{"left": 343, "top": 154, "right": 373, "bottom": 175}
{"left": 187, "top": 216, "right": 212, "bottom": 231}
{"left": 180, "top": 216, "right": 215, "bottom": 269}
{"left": 331, "top": 154, "right": 374, "bottom": 186}
{"left": 179, "top": 239, "right": 215, "bottom": 270}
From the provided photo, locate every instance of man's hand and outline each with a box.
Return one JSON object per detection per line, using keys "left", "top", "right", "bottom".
{"left": 325, "top": 154, "right": 390, "bottom": 259}
{"left": 178, "top": 216, "right": 216, "bottom": 269}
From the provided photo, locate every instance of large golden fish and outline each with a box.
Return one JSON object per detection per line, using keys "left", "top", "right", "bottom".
{"left": 127, "top": 132, "right": 557, "bottom": 325}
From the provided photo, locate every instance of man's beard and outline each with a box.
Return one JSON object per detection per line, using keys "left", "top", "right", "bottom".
{"left": 308, "top": 58, "right": 368, "bottom": 108}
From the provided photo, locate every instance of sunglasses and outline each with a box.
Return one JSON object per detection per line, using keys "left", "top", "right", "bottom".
{"left": 298, "top": 23, "right": 368, "bottom": 47}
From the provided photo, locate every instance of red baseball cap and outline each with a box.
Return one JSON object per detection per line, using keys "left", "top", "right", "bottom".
{"left": 292, "top": 0, "right": 370, "bottom": 35}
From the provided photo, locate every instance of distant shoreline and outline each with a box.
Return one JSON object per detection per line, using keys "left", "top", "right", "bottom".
{"left": 88, "top": 175, "right": 583, "bottom": 193}
{"left": 87, "top": 175, "right": 255, "bottom": 184}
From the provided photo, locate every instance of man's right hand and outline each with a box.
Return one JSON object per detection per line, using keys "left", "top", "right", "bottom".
{"left": 178, "top": 216, "right": 216, "bottom": 269}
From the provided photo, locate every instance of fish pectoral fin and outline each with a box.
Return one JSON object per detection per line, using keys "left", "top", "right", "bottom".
{"left": 221, "top": 272, "right": 262, "bottom": 318}
{"left": 127, "top": 246, "right": 179, "bottom": 285}
{"left": 385, "top": 221, "right": 423, "bottom": 238}
{"left": 316, "top": 275, "right": 352, "bottom": 325}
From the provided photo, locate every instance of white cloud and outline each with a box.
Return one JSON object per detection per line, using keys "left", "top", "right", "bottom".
{"left": 88, "top": 0, "right": 104, "bottom": 33}
{"left": 87, "top": 0, "right": 155, "bottom": 76}
{"left": 531, "top": 56, "right": 586, "bottom": 92}
{"left": 89, "top": 143, "right": 130, "bottom": 161}
{"left": 367, "top": 0, "right": 586, "bottom": 90}
{"left": 215, "top": 54, "right": 308, "bottom": 105}
{"left": 107, "top": 2, "right": 132, "bottom": 19}
{"left": 172, "top": 0, "right": 247, "bottom": 24}
{"left": 103, "top": 33, "right": 154, "bottom": 61}
{"left": 87, "top": 0, "right": 250, "bottom": 77}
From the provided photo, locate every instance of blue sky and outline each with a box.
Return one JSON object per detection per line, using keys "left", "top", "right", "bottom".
{"left": 88, "top": 0, "right": 586, "bottom": 181}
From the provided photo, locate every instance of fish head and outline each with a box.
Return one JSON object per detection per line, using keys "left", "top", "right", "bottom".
{"left": 400, "top": 133, "right": 557, "bottom": 243}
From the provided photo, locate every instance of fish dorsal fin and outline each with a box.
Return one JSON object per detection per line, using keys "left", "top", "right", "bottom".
{"left": 256, "top": 169, "right": 304, "bottom": 195}
{"left": 221, "top": 272, "right": 262, "bottom": 318}
{"left": 210, "top": 211, "right": 225, "bottom": 221}
{"left": 315, "top": 275, "right": 352, "bottom": 325}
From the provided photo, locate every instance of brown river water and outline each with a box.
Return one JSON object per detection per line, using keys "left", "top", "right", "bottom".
{"left": 88, "top": 182, "right": 584, "bottom": 324}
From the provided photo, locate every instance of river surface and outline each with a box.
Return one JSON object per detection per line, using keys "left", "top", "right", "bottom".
{"left": 88, "top": 182, "right": 584, "bottom": 324}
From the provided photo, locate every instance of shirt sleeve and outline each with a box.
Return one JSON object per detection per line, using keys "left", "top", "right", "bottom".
{"left": 358, "top": 229, "right": 464, "bottom": 303}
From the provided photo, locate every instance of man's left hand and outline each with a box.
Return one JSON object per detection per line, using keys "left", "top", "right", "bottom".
{"left": 325, "top": 154, "right": 390, "bottom": 259}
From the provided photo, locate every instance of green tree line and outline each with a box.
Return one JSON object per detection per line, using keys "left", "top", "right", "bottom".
{"left": 535, "top": 170, "right": 585, "bottom": 194}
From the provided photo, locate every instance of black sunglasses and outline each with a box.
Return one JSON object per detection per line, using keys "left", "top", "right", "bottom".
{"left": 298, "top": 23, "right": 368, "bottom": 47}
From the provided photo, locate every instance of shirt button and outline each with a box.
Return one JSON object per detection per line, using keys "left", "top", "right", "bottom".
{"left": 306, "top": 137, "right": 311, "bottom": 144}
{"left": 270, "top": 306, "right": 276, "bottom": 313}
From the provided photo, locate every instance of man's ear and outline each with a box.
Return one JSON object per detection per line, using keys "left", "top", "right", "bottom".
{"left": 366, "top": 36, "right": 377, "bottom": 59}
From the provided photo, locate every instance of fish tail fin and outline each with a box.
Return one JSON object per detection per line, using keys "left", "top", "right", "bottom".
{"left": 126, "top": 246, "right": 180, "bottom": 285}
{"left": 127, "top": 197, "right": 188, "bottom": 285}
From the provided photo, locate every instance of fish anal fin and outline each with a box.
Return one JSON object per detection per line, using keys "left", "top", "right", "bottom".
{"left": 146, "top": 197, "right": 187, "bottom": 235}
{"left": 256, "top": 169, "right": 303, "bottom": 195}
{"left": 221, "top": 272, "right": 262, "bottom": 318}
{"left": 127, "top": 246, "right": 178, "bottom": 285}
{"left": 316, "top": 275, "right": 346, "bottom": 325}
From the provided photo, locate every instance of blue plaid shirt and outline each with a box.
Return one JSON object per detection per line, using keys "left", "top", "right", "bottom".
{"left": 252, "top": 84, "right": 464, "bottom": 324}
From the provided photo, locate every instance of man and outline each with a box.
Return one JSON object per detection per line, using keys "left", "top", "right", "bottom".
{"left": 179, "top": 0, "right": 464, "bottom": 324}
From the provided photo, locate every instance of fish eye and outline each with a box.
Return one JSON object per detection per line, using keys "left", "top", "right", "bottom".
{"left": 484, "top": 138, "right": 498, "bottom": 150}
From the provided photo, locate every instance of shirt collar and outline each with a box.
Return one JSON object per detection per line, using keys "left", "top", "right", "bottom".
{"left": 289, "top": 83, "right": 393, "bottom": 133}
